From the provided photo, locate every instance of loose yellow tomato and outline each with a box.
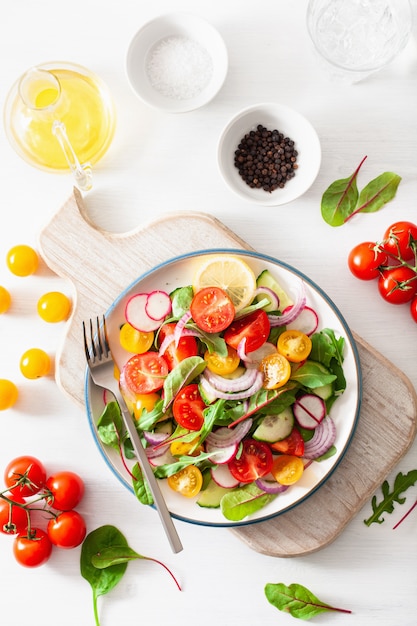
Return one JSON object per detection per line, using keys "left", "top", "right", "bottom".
{"left": 170, "top": 437, "right": 203, "bottom": 457}
{"left": 271, "top": 454, "right": 304, "bottom": 485}
{"left": 132, "top": 392, "right": 160, "bottom": 421}
{"left": 277, "top": 330, "right": 312, "bottom": 363}
{"left": 37, "top": 292, "right": 71, "bottom": 322}
{"left": 19, "top": 348, "right": 51, "bottom": 379}
{"left": 204, "top": 345, "right": 240, "bottom": 375}
{"left": 0, "top": 379, "right": 18, "bottom": 410}
{"left": 119, "top": 323, "right": 154, "bottom": 354}
{"left": 6, "top": 245, "right": 39, "bottom": 276}
{"left": 259, "top": 353, "right": 291, "bottom": 389}
{"left": 0, "top": 286, "right": 11, "bottom": 314}
{"left": 167, "top": 465, "right": 203, "bottom": 498}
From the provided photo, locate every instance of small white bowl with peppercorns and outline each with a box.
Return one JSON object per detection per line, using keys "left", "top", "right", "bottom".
{"left": 217, "top": 103, "right": 321, "bottom": 206}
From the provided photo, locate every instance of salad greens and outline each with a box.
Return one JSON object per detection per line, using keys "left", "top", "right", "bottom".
{"left": 364, "top": 469, "right": 417, "bottom": 527}
{"left": 95, "top": 267, "right": 350, "bottom": 523}
{"left": 321, "top": 155, "right": 401, "bottom": 227}
{"left": 265, "top": 582, "right": 352, "bottom": 620}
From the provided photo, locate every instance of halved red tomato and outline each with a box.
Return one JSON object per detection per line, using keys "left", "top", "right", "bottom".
{"left": 122, "top": 352, "right": 168, "bottom": 394}
{"left": 172, "top": 383, "right": 206, "bottom": 431}
{"left": 224, "top": 309, "right": 270, "bottom": 353}
{"left": 270, "top": 427, "right": 305, "bottom": 456}
{"left": 190, "top": 287, "right": 235, "bottom": 334}
{"left": 158, "top": 322, "right": 198, "bottom": 370}
{"left": 228, "top": 438, "right": 273, "bottom": 483}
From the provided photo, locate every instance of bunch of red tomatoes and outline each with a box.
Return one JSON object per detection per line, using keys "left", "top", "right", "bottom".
{"left": 0, "top": 455, "right": 86, "bottom": 567}
{"left": 348, "top": 220, "right": 417, "bottom": 323}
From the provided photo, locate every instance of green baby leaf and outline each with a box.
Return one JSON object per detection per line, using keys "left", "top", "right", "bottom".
{"left": 265, "top": 582, "right": 352, "bottom": 620}
{"left": 97, "top": 401, "right": 124, "bottom": 448}
{"left": 364, "top": 469, "right": 417, "bottom": 526}
{"left": 221, "top": 483, "right": 277, "bottom": 521}
{"left": 162, "top": 356, "right": 206, "bottom": 411}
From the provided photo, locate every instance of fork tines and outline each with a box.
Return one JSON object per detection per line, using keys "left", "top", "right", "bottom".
{"left": 83, "top": 315, "right": 110, "bottom": 363}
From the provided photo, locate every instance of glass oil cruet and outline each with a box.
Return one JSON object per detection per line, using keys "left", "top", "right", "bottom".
{"left": 3, "top": 62, "right": 116, "bottom": 191}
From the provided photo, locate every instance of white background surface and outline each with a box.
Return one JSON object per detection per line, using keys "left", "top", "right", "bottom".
{"left": 0, "top": 1, "right": 416, "bottom": 625}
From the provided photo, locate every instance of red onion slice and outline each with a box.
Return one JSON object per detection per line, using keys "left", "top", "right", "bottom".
{"left": 303, "top": 416, "right": 336, "bottom": 459}
{"left": 174, "top": 310, "right": 192, "bottom": 347}
{"left": 203, "top": 367, "right": 259, "bottom": 393}
{"left": 268, "top": 279, "right": 307, "bottom": 327}
{"left": 200, "top": 370, "right": 264, "bottom": 401}
{"left": 255, "top": 478, "right": 290, "bottom": 494}
{"left": 206, "top": 418, "right": 253, "bottom": 449}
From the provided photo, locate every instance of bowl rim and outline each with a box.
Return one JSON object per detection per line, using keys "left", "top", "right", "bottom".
{"left": 217, "top": 101, "right": 322, "bottom": 206}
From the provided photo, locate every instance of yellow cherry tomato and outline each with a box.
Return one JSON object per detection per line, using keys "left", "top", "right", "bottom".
{"left": 277, "top": 329, "right": 312, "bottom": 363}
{"left": 20, "top": 348, "right": 51, "bottom": 379}
{"left": 204, "top": 345, "right": 240, "bottom": 376}
{"left": 0, "top": 286, "right": 11, "bottom": 314}
{"left": 119, "top": 323, "right": 154, "bottom": 354}
{"left": 167, "top": 465, "right": 203, "bottom": 498}
{"left": 271, "top": 454, "right": 304, "bottom": 485}
{"left": 132, "top": 392, "right": 160, "bottom": 421}
{"left": 6, "top": 245, "right": 39, "bottom": 277}
{"left": 0, "top": 379, "right": 18, "bottom": 410}
{"left": 259, "top": 353, "right": 291, "bottom": 389}
{"left": 170, "top": 437, "right": 202, "bottom": 457}
{"left": 37, "top": 291, "right": 71, "bottom": 323}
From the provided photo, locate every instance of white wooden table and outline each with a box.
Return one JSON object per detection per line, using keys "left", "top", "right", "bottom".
{"left": 0, "top": 1, "right": 416, "bottom": 625}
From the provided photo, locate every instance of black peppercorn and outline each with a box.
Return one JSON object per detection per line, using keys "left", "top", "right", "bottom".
{"left": 234, "top": 124, "right": 298, "bottom": 193}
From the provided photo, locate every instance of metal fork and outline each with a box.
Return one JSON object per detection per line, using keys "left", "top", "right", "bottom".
{"left": 83, "top": 316, "right": 183, "bottom": 553}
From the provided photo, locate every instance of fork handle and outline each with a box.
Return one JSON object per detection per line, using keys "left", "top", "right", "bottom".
{"left": 114, "top": 389, "right": 183, "bottom": 553}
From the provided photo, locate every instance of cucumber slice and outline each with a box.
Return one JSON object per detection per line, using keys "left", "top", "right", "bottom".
{"left": 308, "top": 361, "right": 334, "bottom": 400}
{"left": 197, "top": 480, "right": 234, "bottom": 508}
{"left": 256, "top": 269, "right": 293, "bottom": 312}
{"left": 253, "top": 407, "right": 294, "bottom": 443}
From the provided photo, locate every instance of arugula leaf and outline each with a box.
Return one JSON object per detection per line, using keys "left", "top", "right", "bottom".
{"left": 153, "top": 450, "right": 215, "bottom": 479}
{"left": 221, "top": 483, "right": 277, "bottom": 521}
{"left": 265, "top": 582, "right": 352, "bottom": 619}
{"left": 364, "top": 470, "right": 417, "bottom": 526}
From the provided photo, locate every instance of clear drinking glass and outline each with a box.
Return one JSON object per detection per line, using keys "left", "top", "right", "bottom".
{"left": 306, "top": 0, "right": 413, "bottom": 83}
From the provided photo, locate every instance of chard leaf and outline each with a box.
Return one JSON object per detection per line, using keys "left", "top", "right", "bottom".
{"left": 132, "top": 462, "right": 154, "bottom": 505}
{"left": 162, "top": 356, "right": 206, "bottom": 411}
{"left": 364, "top": 469, "right": 417, "bottom": 526}
{"left": 265, "top": 582, "right": 351, "bottom": 620}
{"left": 290, "top": 361, "right": 336, "bottom": 389}
{"left": 91, "top": 545, "right": 143, "bottom": 569}
{"left": 321, "top": 157, "right": 364, "bottom": 227}
{"left": 170, "top": 285, "right": 194, "bottom": 318}
{"left": 220, "top": 483, "right": 277, "bottom": 521}
{"left": 97, "top": 402, "right": 124, "bottom": 448}
{"left": 356, "top": 172, "right": 401, "bottom": 215}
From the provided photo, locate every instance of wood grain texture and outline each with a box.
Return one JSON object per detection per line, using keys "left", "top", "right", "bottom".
{"left": 38, "top": 189, "right": 417, "bottom": 557}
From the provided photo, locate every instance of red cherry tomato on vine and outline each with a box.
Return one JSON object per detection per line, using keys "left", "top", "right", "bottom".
{"left": 0, "top": 493, "right": 28, "bottom": 534}
{"left": 172, "top": 383, "right": 205, "bottom": 431}
{"left": 228, "top": 438, "right": 273, "bottom": 483}
{"left": 45, "top": 471, "right": 85, "bottom": 511}
{"left": 4, "top": 456, "right": 47, "bottom": 497}
{"left": 410, "top": 296, "right": 417, "bottom": 324}
{"left": 13, "top": 528, "right": 52, "bottom": 567}
{"left": 224, "top": 309, "right": 270, "bottom": 353}
{"left": 378, "top": 267, "right": 417, "bottom": 305}
{"left": 382, "top": 221, "right": 417, "bottom": 261}
{"left": 347, "top": 241, "right": 387, "bottom": 280}
{"left": 47, "top": 510, "right": 86, "bottom": 549}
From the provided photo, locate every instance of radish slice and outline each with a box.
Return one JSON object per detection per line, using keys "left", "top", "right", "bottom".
{"left": 255, "top": 477, "right": 289, "bottom": 494}
{"left": 206, "top": 440, "right": 238, "bottom": 464}
{"left": 293, "top": 394, "right": 326, "bottom": 429}
{"left": 303, "top": 416, "right": 336, "bottom": 459}
{"left": 286, "top": 306, "right": 319, "bottom": 336}
{"left": 211, "top": 464, "right": 240, "bottom": 488}
{"left": 145, "top": 290, "right": 172, "bottom": 321}
{"left": 125, "top": 293, "right": 161, "bottom": 332}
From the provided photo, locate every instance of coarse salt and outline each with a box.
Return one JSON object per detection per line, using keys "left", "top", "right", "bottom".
{"left": 146, "top": 36, "right": 213, "bottom": 100}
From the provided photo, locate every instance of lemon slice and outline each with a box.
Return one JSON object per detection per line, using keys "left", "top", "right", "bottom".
{"left": 193, "top": 255, "right": 256, "bottom": 312}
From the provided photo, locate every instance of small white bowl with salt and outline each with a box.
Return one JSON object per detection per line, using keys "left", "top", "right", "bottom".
{"left": 126, "top": 13, "right": 228, "bottom": 113}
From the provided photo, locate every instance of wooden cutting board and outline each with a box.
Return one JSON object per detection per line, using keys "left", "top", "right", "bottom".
{"left": 38, "top": 189, "right": 417, "bottom": 557}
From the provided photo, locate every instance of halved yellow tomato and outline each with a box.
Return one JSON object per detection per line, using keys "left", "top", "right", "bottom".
{"left": 271, "top": 454, "right": 304, "bottom": 485}
{"left": 277, "top": 329, "right": 312, "bottom": 363}
{"left": 167, "top": 465, "right": 203, "bottom": 498}
{"left": 170, "top": 437, "right": 203, "bottom": 457}
{"left": 132, "top": 392, "right": 160, "bottom": 421}
{"left": 204, "top": 345, "right": 240, "bottom": 376}
{"left": 119, "top": 323, "right": 154, "bottom": 354}
{"left": 259, "top": 353, "right": 291, "bottom": 389}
